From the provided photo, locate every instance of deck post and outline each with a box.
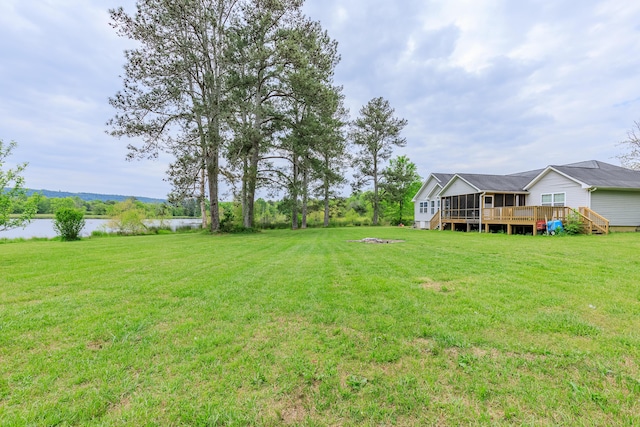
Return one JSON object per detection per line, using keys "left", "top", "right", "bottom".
{"left": 478, "top": 193, "right": 483, "bottom": 233}
{"left": 507, "top": 224, "right": 512, "bottom": 235}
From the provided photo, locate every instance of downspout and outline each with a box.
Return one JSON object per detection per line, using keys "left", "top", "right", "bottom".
{"left": 587, "top": 187, "right": 598, "bottom": 231}
{"left": 479, "top": 192, "right": 486, "bottom": 233}
{"left": 588, "top": 187, "right": 597, "bottom": 208}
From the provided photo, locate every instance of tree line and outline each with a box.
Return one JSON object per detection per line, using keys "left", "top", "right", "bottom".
{"left": 3, "top": 135, "right": 419, "bottom": 234}
{"left": 2, "top": 188, "right": 419, "bottom": 229}
{"left": 107, "top": 0, "right": 416, "bottom": 232}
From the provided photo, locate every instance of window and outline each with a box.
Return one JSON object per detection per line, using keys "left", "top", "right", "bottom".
{"left": 484, "top": 196, "right": 493, "bottom": 208}
{"left": 553, "top": 193, "right": 565, "bottom": 206}
{"left": 541, "top": 192, "right": 565, "bottom": 207}
{"left": 430, "top": 200, "right": 435, "bottom": 214}
{"left": 419, "top": 201, "right": 429, "bottom": 214}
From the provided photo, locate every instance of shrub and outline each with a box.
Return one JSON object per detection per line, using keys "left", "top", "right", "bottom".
{"left": 219, "top": 205, "right": 236, "bottom": 233}
{"left": 53, "top": 208, "right": 85, "bottom": 241}
{"left": 107, "top": 199, "right": 148, "bottom": 235}
{"left": 175, "top": 224, "right": 198, "bottom": 233}
{"left": 146, "top": 224, "right": 172, "bottom": 234}
{"left": 564, "top": 211, "right": 584, "bottom": 235}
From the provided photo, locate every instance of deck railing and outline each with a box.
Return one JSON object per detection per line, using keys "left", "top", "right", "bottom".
{"left": 480, "top": 206, "right": 572, "bottom": 223}
{"left": 429, "top": 210, "right": 441, "bottom": 230}
{"left": 578, "top": 207, "right": 610, "bottom": 234}
{"left": 439, "top": 205, "right": 609, "bottom": 234}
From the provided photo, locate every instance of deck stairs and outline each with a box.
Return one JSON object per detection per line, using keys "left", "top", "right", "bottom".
{"left": 429, "top": 211, "right": 441, "bottom": 230}
{"left": 577, "top": 207, "right": 609, "bottom": 235}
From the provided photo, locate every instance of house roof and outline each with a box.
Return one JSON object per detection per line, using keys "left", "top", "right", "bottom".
{"left": 549, "top": 161, "right": 640, "bottom": 189}
{"left": 415, "top": 160, "right": 640, "bottom": 201}
{"left": 507, "top": 168, "right": 545, "bottom": 179}
{"left": 432, "top": 173, "right": 455, "bottom": 184}
{"left": 456, "top": 173, "right": 532, "bottom": 193}
{"left": 411, "top": 172, "right": 455, "bottom": 201}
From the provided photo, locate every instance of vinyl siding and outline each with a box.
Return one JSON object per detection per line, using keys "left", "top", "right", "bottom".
{"left": 591, "top": 190, "right": 640, "bottom": 226}
{"left": 527, "top": 170, "right": 589, "bottom": 207}
{"left": 413, "top": 178, "right": 442, "bottom": 227}
{"left": 440, "top": 177, "right": 477, "bottom": 197}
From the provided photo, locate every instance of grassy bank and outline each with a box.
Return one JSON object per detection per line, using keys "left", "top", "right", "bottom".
{"left": 1, "top": 229, "right": 639, "bottom": 425}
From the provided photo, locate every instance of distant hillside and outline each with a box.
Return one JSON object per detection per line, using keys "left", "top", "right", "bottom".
{"left": 25, "top": 189, "right": 166, "bottom": 204}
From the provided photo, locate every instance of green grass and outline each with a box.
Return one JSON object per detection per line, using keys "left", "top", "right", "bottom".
{"left": 1, "top": 228, "right": 639, "bottom": 426}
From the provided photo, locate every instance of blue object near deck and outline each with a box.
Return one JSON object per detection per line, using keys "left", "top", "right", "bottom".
{"left": 547, "top": 220, "right": 563, "bottom": 233}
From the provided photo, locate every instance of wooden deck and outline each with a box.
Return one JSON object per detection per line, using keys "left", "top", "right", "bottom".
{"left": 439, "top": 206, "right": 609, "bottom": 235}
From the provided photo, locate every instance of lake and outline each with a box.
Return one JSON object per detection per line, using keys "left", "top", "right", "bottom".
{"left": 0, "top": 218, "right": 203, "bottom": 239}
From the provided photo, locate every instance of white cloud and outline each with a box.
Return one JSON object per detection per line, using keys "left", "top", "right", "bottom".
{"left": 2, "top": 0, "right": 640, "bottom": 198}
{"left": 0, "top": 0, "right": 41, "bottom": 33}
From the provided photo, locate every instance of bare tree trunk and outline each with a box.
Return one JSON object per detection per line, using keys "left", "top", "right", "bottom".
{"left": 291, "top": 203, "right": 298, "bottom": 229}
{"left": 241, "top": 156, "right": 248, "bottom": 225}
{"left": 200, "top": 168, "right": 207, "bottom": 229}
{"left": 291, "top": 160, "right": 299, "bottom": 230}
{"left": 243, "top": 141, "right": 259, "bottom": 228}
{"left": 323, "top": 194, "right": 330, "bottom": 227}
{"left": 373, "top": 157, "right": 379, "bottom": 225}
{"left": 207, "top": 145, "right": 220, "bottom": 232}
{"left": 301, "top": 165, "right": 308, "bottom": 229}
{"left": 323, "top": 154, "right": 330, "bottom": 227}
{"left": 243, "top": 80, "right": 264, "bottom": 229}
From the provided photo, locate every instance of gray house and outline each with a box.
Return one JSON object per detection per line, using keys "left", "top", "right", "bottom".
{"left": 413, "top": 161, "right": 640, "bottom": 234}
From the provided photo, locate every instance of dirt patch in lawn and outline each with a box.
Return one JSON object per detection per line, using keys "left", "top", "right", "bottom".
{"left": 270, "top": 387, "right": 314, "bottom": 425}
{"left": 418, "top": 277, "right": 452, "bottom": 292}
{"left": 86, "top": 340, "right": 108, "bottom": 351}
{"left": 348, "top": 237, "right": 404, "bottom": 244}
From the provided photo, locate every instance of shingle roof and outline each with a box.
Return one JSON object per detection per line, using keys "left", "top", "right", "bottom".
{"left": 550, "top": 161, "right": 640, "bottom": 189}
{"left": 457, "top": 173, "right": 531, "bottom": 192}
{"left": 418, "top": 160, "right": 640, "bottom": 201}
{"left": 507, "top": 168, "right": 545, "bottom": 179}
{"left": 411, "top": 172, "right": 457, "bottom": 201}
{"left": 432, "top": 173, "right": 455, "bottom": 185}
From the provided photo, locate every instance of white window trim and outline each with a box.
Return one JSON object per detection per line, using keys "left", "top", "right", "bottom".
{"left": 541, "top": 192, "right": 566, "bottom": 207}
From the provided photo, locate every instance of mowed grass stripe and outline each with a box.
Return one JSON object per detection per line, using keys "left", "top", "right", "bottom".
{"left": 1, "top": 228, "right": 639, "bottom": 425}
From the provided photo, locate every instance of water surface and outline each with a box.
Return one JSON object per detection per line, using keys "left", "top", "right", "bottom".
{"left": 0, "top": 218, "right": 202, "bottom": 239}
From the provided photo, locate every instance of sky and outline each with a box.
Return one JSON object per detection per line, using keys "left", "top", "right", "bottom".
{"left": 1, "top": 0, "right": 640, "bottom": 199}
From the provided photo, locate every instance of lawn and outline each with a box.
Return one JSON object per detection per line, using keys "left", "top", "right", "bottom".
{"left": 1, "top": 228, "right": 639, "bottom": 426}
